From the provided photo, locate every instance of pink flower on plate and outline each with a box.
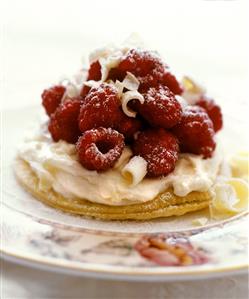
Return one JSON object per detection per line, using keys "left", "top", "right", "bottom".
{"left": 135, "top": 234, "right": 209, "bottom": 266}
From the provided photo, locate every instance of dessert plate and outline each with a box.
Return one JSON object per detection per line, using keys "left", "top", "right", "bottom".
{"left": 1, "top": 106, "right": 248, "bottom": 281}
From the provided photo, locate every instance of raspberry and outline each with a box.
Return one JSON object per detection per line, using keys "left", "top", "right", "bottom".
{"left": 116, "top": 112, "right": 142, "bottom": 141}
{"left": 108, "top": 67, "right": 124, "bottom": 82}
{"left": 87, "top": 60, "right": 102, "bottom": 81}
{"left": 109, "top": 49, "right": 182, "bottom": 94}
{"left": 162, "top": 72, "right": 183, "bottom": 95}
{"left": 80, "top": 85, "right": 91, "bottom": 98}
{"left": 80, "top": 61, "right": 101, "bottom": 97}
{"left": 48, "top": 98, "right": 81, "bottom": 143}
{"left": 138, "top": 85, "right": 182, "bottom": 128}
{"left": 42, "top": 85, "right": 66, "bottom": 116}
{"left": 78, "top": 83, "right": 121, "bottom": 132}
{"left": 172, "top": 106, "right": 216, "bottom": 158}
{"left": 76, "top": 127, "right": 125, "bottom": 171}
{"left": 196, "top": 96, "right": 223, "bottom": 132}
{"left": 133, "top": 129, "right": 179, "bottom": 177}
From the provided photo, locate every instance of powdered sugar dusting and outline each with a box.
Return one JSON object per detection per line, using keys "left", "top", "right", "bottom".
{"left": 138, "top": 85, "right": 182, "bottom": 128}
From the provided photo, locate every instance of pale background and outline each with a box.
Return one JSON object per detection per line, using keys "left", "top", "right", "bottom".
{"left": 1, "top": 0, "right": 249, "bottom": 298}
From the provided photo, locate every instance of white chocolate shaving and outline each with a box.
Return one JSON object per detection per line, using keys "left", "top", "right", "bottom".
{"left": 230, "top": 151, "right": 249, "bottom": 181}
{"left": 122, "top": 72, "right": 140, "bottom": 91}
{"left": 65, "top": 84, "right": 80, "bottom": 98}
{"left": 181, "top": 76, "right": 206, "bottom": 105}
{"left": 99, "top": 55, "right": 122, "bottom": 82}
{"left": 88, "top": 45, "right": 129, "bottom": 82}
{"left": 83, "top": 80, "right": 101, "bottom": 89}
{"left": 192, "top": 217, "right": 208, "bottom": 226}
{"left": 121, "top": 90, "right": 144, "bottom": 118}
{"left": 113, "top": 80, "right": 124, "bottom": 98}
{"left": 121, "top": 156, "right": 147, "bottom": 186}
{"left": 74, "top": 69, "right": 88, "bottom": 85}
{"left": 210, "top": 178, "right": 249, "bottom": 219}
{"left": 59, "top": 69, "right": 87, "bottom": 102}
{"left": 114, "top": 147, "right": 133, "bottom": 170}
{"left": 113, "top": 72, "right": 144, "bottom": 118}
{"left": 89, "top": 45, "right": 117, "bottom": 64}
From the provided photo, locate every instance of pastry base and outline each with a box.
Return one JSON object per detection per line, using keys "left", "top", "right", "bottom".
{"left": 14, "top": 158, "right": 211, "bottom": 220}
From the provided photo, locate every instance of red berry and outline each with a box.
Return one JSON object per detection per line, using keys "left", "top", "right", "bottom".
{"left": 196, "top": 96, "right": 223, "bottom": 132}
{"left": 133, "top": 129, "right": 179, "bottom": 177}
{"left": 116, "top": 112, "right": 142, "bottom": 141}
{"left": 78, "top": 83, "right": 121, "bottom": 132}
{"left": 108, "top": 67, "right": 125, "bottom": 82}
{"left": 109, "top": 49, "right": 182, "bottom": 94}
{"left": 80, "top": 61, "right": 101, "bottom": 98}
{"left": 48, "top": 98, "right": 81, "bottom": 144}
{"left": 172, "top": 106, "right": 216, "bottom": 158}
{"left": 42, "top": 85, "right": 66, "bottom": 116}
{"left": 138, "top": 85, "right": 182, "bottom": 128}
{"left": 87, "top": 60, "right": 102, "bottom": 81}
{"left": 80, "top": 85, "right": 91, "bottom": 98}
{"left": 76, "top": 127, "right": 125, "bottom": 171}
{"left": 162, "top": 72, "right": 183, "bottom": 95}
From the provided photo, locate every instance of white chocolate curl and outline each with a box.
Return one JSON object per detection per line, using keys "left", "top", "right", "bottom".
{"left": 121, "top": 156, "right": 147, "bottom": 186}
{"left": 59, "top": 69, "right": 87, "bottom": 102}
{"left": 230, "top": 151, "right": 249, "bottom": 181}
{"left": 113, "top": 72, "right": 144, "bottom": 118}
{"left": 192, "top": 217, "right": 208, "bottom": 226}
{"left": 114, "top": 80, "right": 124, "bottom": 98}
{"left": 210, "top": 178, "right": 249, "bottom": 219}
{"left": 121, "top": 90, "right": 144, "bottom": 118}
{"left": 181, "top": 76, "right": 206, "bottom": 105}
{"left": 65, "top": 84, "right": 79, "bottom": 98}
{"left": 122, "top": 72, "right": 140, "bottom": 91}
{"left": 83, "top": 80, "right": 101, "bottom": 89}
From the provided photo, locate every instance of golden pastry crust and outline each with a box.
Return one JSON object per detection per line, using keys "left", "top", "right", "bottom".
{"left": 14, "top": 158, "right": 211, "bottom": 220}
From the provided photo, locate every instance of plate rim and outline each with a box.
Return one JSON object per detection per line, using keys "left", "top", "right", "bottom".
{"left": 1, "top": 246, "right": 248, "bottom": 281}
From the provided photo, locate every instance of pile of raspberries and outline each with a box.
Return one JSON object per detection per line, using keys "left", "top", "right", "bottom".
{"left": 42, "top": 49, "right": 223, "bottom": 177}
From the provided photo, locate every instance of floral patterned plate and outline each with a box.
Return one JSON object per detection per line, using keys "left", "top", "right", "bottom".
{"left": 1, "top": 107, "right": 248, "bottom": 281}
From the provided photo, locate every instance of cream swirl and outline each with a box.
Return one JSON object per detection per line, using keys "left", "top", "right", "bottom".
{"left": 18, "top": 130, "right": 224, "bottom": 206}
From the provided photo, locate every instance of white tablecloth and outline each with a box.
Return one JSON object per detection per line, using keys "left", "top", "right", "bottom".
{"left": 2, "top": 1, "right": 248, "bottom": 298}
{"left": 2, "top": 260, "right": 248, "bottom": 299}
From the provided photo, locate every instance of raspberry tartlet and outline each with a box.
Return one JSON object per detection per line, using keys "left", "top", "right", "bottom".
{"left": 15, "top": 39, "right": 248, "bottom": 220}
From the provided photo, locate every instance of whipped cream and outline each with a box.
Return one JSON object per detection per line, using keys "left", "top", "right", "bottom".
{"left": 18, "top": 129, "right": 224, "bottom": 206}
